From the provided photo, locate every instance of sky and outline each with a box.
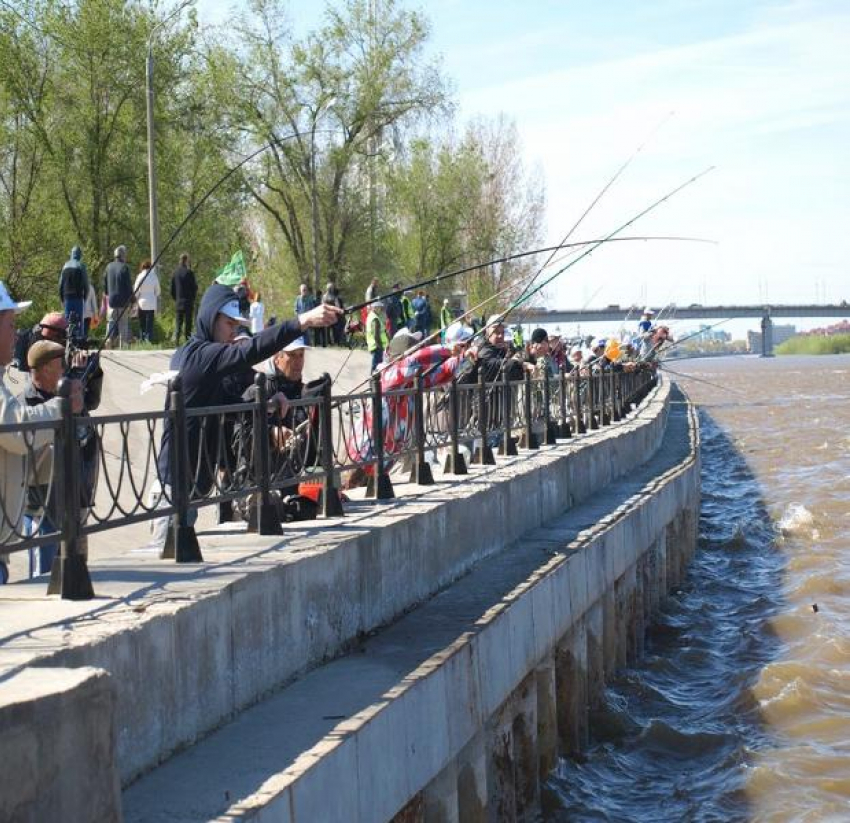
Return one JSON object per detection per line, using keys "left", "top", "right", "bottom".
{"left": 196, "top": 0, "right": 850, "bottom": 334}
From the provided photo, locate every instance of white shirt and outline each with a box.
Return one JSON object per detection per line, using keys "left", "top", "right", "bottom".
{"left": 249, "top": 300, "right": 265, "bottom": 334}
{"left": 134, "top": 267, "right": 161, "bottom": 311}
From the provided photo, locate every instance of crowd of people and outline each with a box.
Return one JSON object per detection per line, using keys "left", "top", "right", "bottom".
{"left": 1, "top": 247, "right": 673, "bottom": 584}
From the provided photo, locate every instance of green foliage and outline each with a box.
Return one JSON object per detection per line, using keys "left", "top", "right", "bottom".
{"left": 776, "top": 334, "right": 850, "bottom": 355}
{"left": 0, "top": 0, "right": 545, "bottom": 324}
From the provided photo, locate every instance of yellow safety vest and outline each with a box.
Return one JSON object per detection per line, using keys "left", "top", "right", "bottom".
{"left": 440, "top": 306, "right": 452, "bottom": 329}
{"left": 366, "top": 310, "right": 388, "bottom": 352}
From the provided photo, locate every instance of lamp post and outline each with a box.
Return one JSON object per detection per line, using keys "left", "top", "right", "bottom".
{"left": 145, "top": 2, "right": 191, "bottom": 272}
{"left": 309, "top": 95, "right": 336, "bottom": 296}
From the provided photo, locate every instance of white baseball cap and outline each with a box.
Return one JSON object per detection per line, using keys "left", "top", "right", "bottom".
{"left": 282, "top": 336, "right": 311, "bottom": 352}
{"left": 445, "top": 322, "right": 473, "bottom": 345}
{"left": 0, "top": 281, "right": 32, "bottom": 313}
{"left": 485, "top": 314, "right": 504, "bottom": 329}
{"left": 388, "top": 327, "right": 422, "bottom": 356}
{"left": 642, "top": 307, "right": 655, "bottom": 316}
{"left": 218, "top": 299, "right": 249, "bottom": 324}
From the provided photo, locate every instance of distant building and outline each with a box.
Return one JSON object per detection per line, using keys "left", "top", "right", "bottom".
{"left": 747, "top": 324, "right": 796, "bottom": 352}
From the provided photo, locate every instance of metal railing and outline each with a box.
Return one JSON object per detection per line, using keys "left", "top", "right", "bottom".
{"left": 0, "top": 364, "right": 657, "bottom": 599}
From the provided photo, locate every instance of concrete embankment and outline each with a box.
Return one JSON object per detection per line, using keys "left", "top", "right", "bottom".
{"left": 0, "top": 373, "right": 696, "bottom": 822}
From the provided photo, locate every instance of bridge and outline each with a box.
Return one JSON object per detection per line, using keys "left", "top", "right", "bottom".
{"left": 524, "top": 303, "right": 850, "bottom": 356}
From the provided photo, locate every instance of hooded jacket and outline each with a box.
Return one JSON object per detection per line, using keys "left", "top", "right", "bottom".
{"left": 59, "top": 246, "right": 90, "bottom": 301}
{"left": 157, "top": 284, "right": 303, "bottom": 492}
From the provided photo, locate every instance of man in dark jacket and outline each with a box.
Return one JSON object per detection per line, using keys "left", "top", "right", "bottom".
{"left": 154, "top": 284, "right": 340, "bottom": 535}
{"left": 170, "top": 253, "right": 198, "bottom": 344}
{"left": 103, "top": 245, "right": 133, "bottom": 348}
{"left": 58, "top": 246, "right": 89, "bottom": 328}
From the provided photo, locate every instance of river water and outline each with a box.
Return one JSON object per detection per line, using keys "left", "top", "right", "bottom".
{"left": 545, "top": 354, "right": 850, "bottom": 822}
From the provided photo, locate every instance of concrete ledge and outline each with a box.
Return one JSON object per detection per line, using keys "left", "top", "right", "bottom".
{"left": 208, "top": 392, "right": 700, "bottom": 822}
{"left": 1, "top": 380, "right": 671, "bottom": 788}
{"left": 0, "top": 667, "right": 121, "bottom": 823}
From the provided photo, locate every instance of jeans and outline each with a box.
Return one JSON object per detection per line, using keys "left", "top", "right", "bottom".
{"left": 370, "top": 347, "right": 384, "bottom": 372}
{"left": 64, "top": 297, "right": 84, "bottom": 330}
{"left": 24, "top": 513, "right": 58, "bottom": 578}
{"left": 138, "top": 309, "right": 155, "bottom": 342}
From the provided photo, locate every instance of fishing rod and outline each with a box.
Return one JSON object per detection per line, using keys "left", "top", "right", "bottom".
{"left": 347, "top": 235, "right": 716, "bottom": 316}
{"left": 506, "top": 111, "right": 677, "bottom": 328}
{"left": 84, "top": 128, "right": 328, "bottom": 381}
{"left": 660, "top": 317, "right": 734, "bottom": 354}
{"left": 658, "top": 363, "right": 747, "bottom": 396}
{"left": 345, "top": 166, "right": 715, "bottom": 393}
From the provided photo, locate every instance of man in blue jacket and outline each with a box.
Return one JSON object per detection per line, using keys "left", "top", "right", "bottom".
{"left": 152, "top": 283, "right": 340, "bottom": 545}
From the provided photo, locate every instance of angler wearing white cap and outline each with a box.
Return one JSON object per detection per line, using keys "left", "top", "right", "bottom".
{"left": 0, "top": 281, "right": 85, "bottom": 583}
{"left": 638, "top": 307, "right": 655, "bottom": 336}
{"left": 148, "top": 283, "right": 341, "bottom": 549}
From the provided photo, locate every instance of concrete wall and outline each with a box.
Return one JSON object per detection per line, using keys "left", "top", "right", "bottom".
{"left": 220, "top": 398, "right": 700, "bottom": 822}
{"left": 15, "top": 379, "right": 673, "bottom": 792}
{"left": 0, "top": 667, "right": 122, "bottom": 823}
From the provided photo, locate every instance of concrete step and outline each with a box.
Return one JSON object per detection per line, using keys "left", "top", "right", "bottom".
{"left": 122, "top": 393, "right": 693, "bottom": 822}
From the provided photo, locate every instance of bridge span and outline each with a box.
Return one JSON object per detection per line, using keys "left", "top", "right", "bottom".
{"left": 523, "top": 303, "right": 850, "bottom": 356}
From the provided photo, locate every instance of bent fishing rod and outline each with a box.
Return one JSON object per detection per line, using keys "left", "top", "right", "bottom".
{"left": 82, "top": 127, "right": 328, "bottom": 382}
{"left": 347, "top": 235, "right": 716, "bottom": 316}
{"left": 353, "top": 114, "right": 681, "bottom": 323}
{"left": 345, "top": 166, "right": 716, "bottom": 393}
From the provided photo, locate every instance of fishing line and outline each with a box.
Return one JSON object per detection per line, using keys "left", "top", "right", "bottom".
{"left": 343, "top": 167, "right": 715, "bottom": 393}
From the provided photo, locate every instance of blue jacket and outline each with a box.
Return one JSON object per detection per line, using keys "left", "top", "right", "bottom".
{"left": 158, "top": 283, "right": 303, "bottom": 491}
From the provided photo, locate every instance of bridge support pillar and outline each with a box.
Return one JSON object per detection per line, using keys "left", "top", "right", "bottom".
{"left": 760, "top": 313, "right": 774, "bottom": 357}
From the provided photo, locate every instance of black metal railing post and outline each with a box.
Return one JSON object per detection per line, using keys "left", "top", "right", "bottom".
{"left": 587, "top": 368, "right": 599, "bottom": 430}
{"left": 610, "top": 369, "right": 621, "bottom": 422}
{"left": 409, "top": 373, "right": 434, "bottom": 485}
{"left": 519, "top": 370, "right": 538, "bottom": 449}
{"left": 248, "top": 373, "right": 283, "bottom": 535}
{"left": 319, "top": 377, "right": 346, "bottom": 515}
{"left": 498, "top": 368, "right": 518, "bottom": 456}
{"left": 558, "top": 363, "right": 571, "bottom": 438}
{"left": 366, "top": 372, "right": 395, "bottom": 500}
{"left": 599, "top": 367, "right": 610, "bottom": 426}
{"left": 573, "top": 368, "right": 586, "bottom": 434}
{"left": 47, "top": 379, "right": 94, "bottom": 600}
{"left": 542, "top": 371, "right": 557, "bottom": 445}
{"left": 168, "top": 376, "right": 203, "bottom": 562}
{"left": 443, "top": 378, "right": 467, "bottom": 475}
{"left": 472, "top": 370, "right": 495, "bottom": 465}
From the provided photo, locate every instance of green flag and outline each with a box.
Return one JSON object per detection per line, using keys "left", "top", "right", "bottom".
{"left": 215, "top": 250, "right": 247, "bottom": 287}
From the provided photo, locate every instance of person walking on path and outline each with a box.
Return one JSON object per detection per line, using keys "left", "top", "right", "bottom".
{"left": 323, "top": 281, "right": 345, "bottom": 346}
{"left": 170, "top": 253, "right": 197, "bottom": 344}
{"left": 249, "top": 292, "right": 265, "bottom": 334}
{"left": 82, "top": 281, "right": 99, "bottom": 336}
{"left": 58, "top": 246, "right": 89, "bottom": 329}
{"left": 295, "top": 283, "right": 316, "bottom": 344}
{"left": 366, "top": 301, "right": 388, "bottom": 372}
{"left": 134, "top": 260, "right": 161, "bottom": 343}
{"left": 104, "top": 245, "right": 133, "bottom": 347}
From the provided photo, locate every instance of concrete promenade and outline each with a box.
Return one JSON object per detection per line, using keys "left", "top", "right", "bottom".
{"left": 0, "top": 357, "right": 695, "bottom": 822}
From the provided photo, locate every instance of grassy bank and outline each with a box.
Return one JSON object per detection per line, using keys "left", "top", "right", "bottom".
{"left": 776, "top": 334, "right": 850, "bottom": 355}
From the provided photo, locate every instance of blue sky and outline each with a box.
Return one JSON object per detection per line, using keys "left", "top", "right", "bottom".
{"left": 197, "top": 1, "right": 850, "bottom": 327}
